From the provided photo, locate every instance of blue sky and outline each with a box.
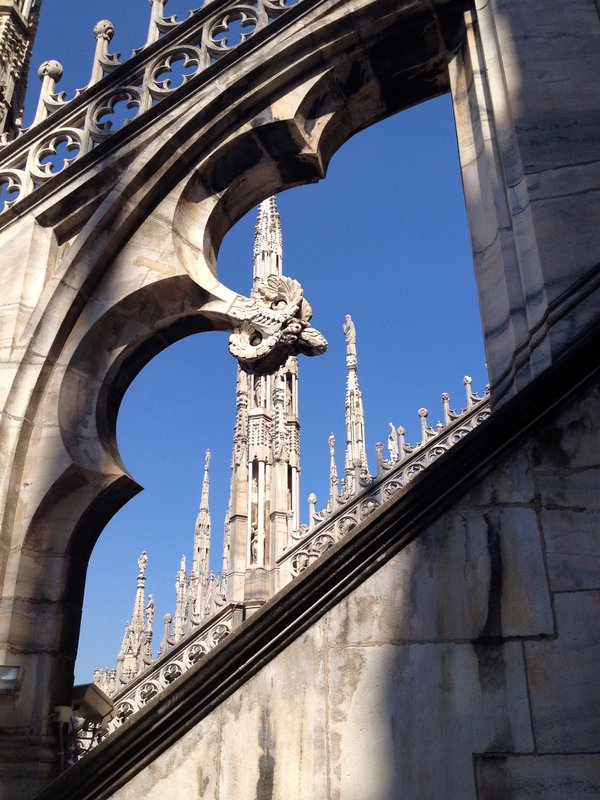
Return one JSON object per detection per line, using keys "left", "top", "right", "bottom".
{"left": 27, "top": 1, "right": 488, "bottom": 683}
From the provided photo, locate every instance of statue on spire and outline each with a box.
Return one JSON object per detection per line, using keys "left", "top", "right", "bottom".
{"left": 343, "top": 314, "right": 357, "bottom": 369}
{"left": 343, "top": 314, "right": 369, "bottom": 489}
{"left": 137, "top": 551, "right": 148, "bottom": 577}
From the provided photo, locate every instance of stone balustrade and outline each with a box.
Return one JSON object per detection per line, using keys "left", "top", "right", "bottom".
{"left": 0, "top": 0, "right": 303, "bottom": 217}
{"left": 281, "top": 379, "right": 490, "bottom": 580}
{"left": 75, "top": 603, "right": 244, "bottom": 758}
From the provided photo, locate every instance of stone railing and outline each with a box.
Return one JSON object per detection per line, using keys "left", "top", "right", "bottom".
{"left": 75, "top": 602, "right": 244, "bottom": 758}
{"left": 75, "top": 377, "right": 489, "bottom": 757}
{"left": 279, "top": 378, "right": 490, "bottom": 581}
{"left": 0, "top": 0, "right": 304, "bottom": 216}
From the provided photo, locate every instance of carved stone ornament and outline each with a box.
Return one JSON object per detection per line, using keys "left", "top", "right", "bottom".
{"left": 228, "top": 275, "right": 327, "bottom": 374}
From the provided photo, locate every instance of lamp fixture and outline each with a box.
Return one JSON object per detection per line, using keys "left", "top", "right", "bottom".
{"left": 0, "top": 665, "right": 22, "bottom": 704}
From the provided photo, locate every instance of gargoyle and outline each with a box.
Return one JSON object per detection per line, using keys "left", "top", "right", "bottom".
{"left": 228, "top": 274, "right": 327, "bottom": 374}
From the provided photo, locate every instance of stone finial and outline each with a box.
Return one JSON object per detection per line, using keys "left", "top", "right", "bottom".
{"left": 464, "top": 375, "right": 474, "bottom": 410}
{"left": 89, "top": 20, "right": 119, "bottom": 87}
{"left": 93, "top": 20, "right": 115, "bottom": 41}
{"left": 441, "top": 392, "right": 451, "bottom": 425}
{"left": 308, "top": 492, "right": 317, "bottom": 529}
{"left": 418, "top": 408, "right": 433, "bottom": 447}
{"left": 145, "top": 0, "right": 167, "bottom": 46}
{"left": 33, "top": 60, "right": 64, "bottom": 125}
{"left": 37, "top": 60, "right": 63, "bottom": 81}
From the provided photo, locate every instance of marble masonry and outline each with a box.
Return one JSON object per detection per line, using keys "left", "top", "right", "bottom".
{"left": 0, "top": 0, "right": 598, "bottom": 797}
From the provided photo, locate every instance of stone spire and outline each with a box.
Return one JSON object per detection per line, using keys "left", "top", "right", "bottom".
{"left": 225, "top": 196, "right": 301, "bottom": 610}
{"left": 0, "top": 0, "right": 42, "bottom": 136}
{"left": 173, "top": 554, "right": 187, "bottom": 640}
{"left": 191, "top": 450, "right": 211, "bottom": 580}
{"left": 253, "top": 195, "right": 283, "bottom": 284}
{"left": 190, "top": 449, "right": 212, "bottom": 617}
{"left": 114, "top": 552, "right": 154, "bottom": 689}
{"left": 342, "top": 314, "right": 369, "bottom": 490}
{"left": 159, "top": 452, "right": 220, "bottom": 652}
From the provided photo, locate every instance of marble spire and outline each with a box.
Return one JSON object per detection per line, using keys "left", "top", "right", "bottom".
{"left": 190, "top": 449, "right": 212, "bottom": 617}
{"left": 253, "top": 196, "right": 283, "bottom": 284}
{"left": 343, "top": 314, "right": 369, "bottom": 489}
{"left": 225, "top": 195, "right": 301, "bottom": 609}
{"left": 191, "top": 449, "right": 211, "bottom": 582}
{"left": 113, "top": 552, "right": 154, "bottom": 687}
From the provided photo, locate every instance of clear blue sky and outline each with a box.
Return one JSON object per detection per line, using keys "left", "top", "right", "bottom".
{"left": 27, "top": 1, "right": 488, "bottom": 683}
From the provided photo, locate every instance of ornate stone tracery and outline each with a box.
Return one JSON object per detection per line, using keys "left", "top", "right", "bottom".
{"left": 0, "top": 0, "right": 305, "bottom": 206}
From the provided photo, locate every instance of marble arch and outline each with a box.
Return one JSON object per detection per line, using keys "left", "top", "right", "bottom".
{"left": 1, "top": 0, "right": 599, "bottom": 795}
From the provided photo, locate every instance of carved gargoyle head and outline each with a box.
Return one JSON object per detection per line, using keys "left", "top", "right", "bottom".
{"left": 229, "top": 275, "right": 327, "bottom": 374}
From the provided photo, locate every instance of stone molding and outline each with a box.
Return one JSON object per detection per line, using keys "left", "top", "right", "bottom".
{"left": 78, "top": 604, "right": 245, "bottom": 757}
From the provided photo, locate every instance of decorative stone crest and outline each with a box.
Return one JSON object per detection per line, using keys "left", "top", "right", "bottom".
{"left": 228, "top": 274, "right": 327, "bottom": 374}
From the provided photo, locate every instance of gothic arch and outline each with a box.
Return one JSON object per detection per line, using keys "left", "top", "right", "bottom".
{"left": 3, "top": 0, "right": 470, "bottom": 581}
{"left": 4, "top": 2, "right": 588, "bottom": 792}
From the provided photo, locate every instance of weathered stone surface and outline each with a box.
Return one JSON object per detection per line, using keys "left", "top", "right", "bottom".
{"left": 493, "top": 0, "right": 600, "bottom": 296}
{"left": 29, "top": 370, "right": 600, "bottom": 800}
{"left": 541, "top": 504, "right": 600, "bottom": 592}
{"left": 531, "top": 382, "right": 600, "bottom": 591}
{"left": 334, "top": 505, "right": 552, "bottom": 644}
{"left": 463, "top": 443, "right": 536, "bottom": 507}
{"left": 108, "top": 627, "right": 328, "bottom": 800}
{"left": 525, "top": 590, "right": 600, "bottom": 752}
{"left": 326, "top": 641, "right": 532, "bottom": 800}
{"left": 1, "top": 0, "right": 600, "bottom": 797}
{"left": 106, "top": 611, "right": 534, "bottom": 800}
{"left": 476, "top": 754, "right": 600, "bottom": 800}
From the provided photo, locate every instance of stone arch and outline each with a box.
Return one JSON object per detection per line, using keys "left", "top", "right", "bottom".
{"left": 7, "top": 277, "right": 222, "bottom": 715}
{"left": 1, "top": 3, "right": 560, "bottom": 791}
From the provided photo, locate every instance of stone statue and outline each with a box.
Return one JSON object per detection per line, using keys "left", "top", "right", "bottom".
{"left": 387, "top": 423, "right": 399, "bottom": 462}
{"left": 145, "top": 595, "right": 155, "bottom": 628}
{"left": 137, "top": 551, "right": 148, "bottom": 576}
{"left": 253, "top": 378, "right": 263, "bottom": 407}
{"left": 343, "top": 314, "right": 357, "bottom": 367}
{"left": 250, "top": 524, "right": 259, "bottom": 564}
